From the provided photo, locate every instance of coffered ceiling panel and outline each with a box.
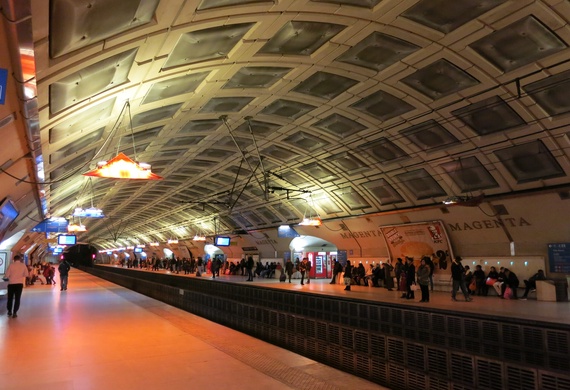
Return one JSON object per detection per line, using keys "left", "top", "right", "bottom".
{"left": 402, "top": 0, "right": 508, "bottom": 34}
{"left": 452, "top": 96, "right": 526, "bottom": 136}
{"left": 396, "top": 169, "right": 446, "bottom": 200}
{"left": 258, "top": 21, "right": 345, "bottom": 55}
{"left": 470, "top": 16, "right": 567, "bottom": 73}
{"left": 21, "top": 0, "right": 570, "bottom": 248}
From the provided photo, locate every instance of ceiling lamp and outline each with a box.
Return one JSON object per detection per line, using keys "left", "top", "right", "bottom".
{"left": 149, "top": 242, "right": 160, "bottom": 246}
{"left": 442, "top": 195, "right": 470, "bottom": 205}
{"left": 73, "top": 207, "right": 105, "bottom": 218}
{"left": 193, "top": 234, "right": 206, "bottom": 241}
{"left": 83, "top": 152, "right": 162, "bottom": 180}
{"left": 442, "top": 194, "right": 484, "bottom": 206}
{"left": 83, "top": 101, "right": 162, "bottom": 180}
{"left": 67, "top": 223, "right": 86, "bottom": 232}
{"left": 168, "top": 239, "right": 178, "bottom": 244}
{"left": 299, "top": 217, "right": 322, "bottom": 226}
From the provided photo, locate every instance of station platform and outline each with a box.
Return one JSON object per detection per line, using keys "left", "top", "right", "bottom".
{"left": 0, "top": 268, "right": 387, "bottom": 390}
{"left": 103, "top": 265, "right": 570, "bottom": 326}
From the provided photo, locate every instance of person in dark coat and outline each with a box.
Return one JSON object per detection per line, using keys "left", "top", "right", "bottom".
{"left": 504, "top": 268, "right": 520, "bottom": 299}
{"left": 394, "top": 258, "right": 403, "bottom": 291}
{"left": 521, "top": 270, "right": 546, "bottom": 299}
{"left": 245, "top": 256, "right": 254, "bottom": 281}
{"left": 405, "top": 257, "right": 416, "bottom": 299}
{"left": 451, "top": 256, "right": 471, "bottom": 302}
{"left": 330, "top": 259, "right": 342, "bottom": 284}
{"left": 285, "top": 258, "right": 294, "bottom": 283}
{"left": 343, "top": 261, "right": 353, "bottom": 291}
{"left": 417, "top": 258, "right": 430, "bottom": 302}
{"left": 382, "top": 262, "right": 394, "bottom": 291}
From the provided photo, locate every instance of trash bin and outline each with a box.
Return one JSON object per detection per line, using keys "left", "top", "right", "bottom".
{"left": 554, "top": 280, "right": 569, "bottom": 302}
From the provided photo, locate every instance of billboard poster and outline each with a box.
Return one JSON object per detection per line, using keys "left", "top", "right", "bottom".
{"left": 380, "top": 221, "right": 453, "bottom": 272}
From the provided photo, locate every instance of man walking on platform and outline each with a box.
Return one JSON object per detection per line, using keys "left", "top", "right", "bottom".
{"left": 58, "top": 258, "right": 71, "bottom": 291}
{"left": 5, "top": 255, "right": 29, "bottom": 318}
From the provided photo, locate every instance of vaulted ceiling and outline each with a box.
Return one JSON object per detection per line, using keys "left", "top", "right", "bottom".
{"left": 10, "top": 0, "right": 570, "bottom": 249}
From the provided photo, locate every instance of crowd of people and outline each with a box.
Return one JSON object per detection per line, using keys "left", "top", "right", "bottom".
{"left": 114, "top": 254, "right": 547, "bottom": 302}
{"left": 328, "top": 255, "right": 546, "bottom": 303}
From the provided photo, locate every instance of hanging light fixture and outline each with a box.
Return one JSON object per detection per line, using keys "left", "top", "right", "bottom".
{"left": 67, "top": 219, "right": 87, "bottom": 232}
{"left": 73, "top": 179, "right": 105, "bottom": 217}
{"left": 193, "top": 234, "right": 206, "bottom": 241}
{"left": 83, "top": 101, "right": 163, "bottom": 180}
{"left": 298, "top": 200, "right": 322, "bottom": 226}
{"left": 168, "top": 238, "right": 178, "bottom": 244}
{"left": 299, "top": 216, "right": 322, "bottom": 226}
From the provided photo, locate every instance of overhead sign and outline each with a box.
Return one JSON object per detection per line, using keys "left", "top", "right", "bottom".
{"left": 0, "top": 68, "right": 7, "bottom": 105}
{"left": 548, "top": 243, "right": 570, "bottom": 273}
{"left": 31, "top": 218, "right": 69, "bottom": 233}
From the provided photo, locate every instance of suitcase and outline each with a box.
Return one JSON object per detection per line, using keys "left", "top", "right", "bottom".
{"left": 279, "top": 273, "right": 286, "bottom": 282}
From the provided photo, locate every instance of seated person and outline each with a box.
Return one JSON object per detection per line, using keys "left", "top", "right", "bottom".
{"left": 355, "top": 263, "right": 367, "bottom": 286}
{"left": 521, "top": 269, "right": 546, "bottom": 299}
{"left": 493, "top": 267, "right": 506, "bottom": 297}
{"left": 473, "top": 265, "right": 487, "bottom": 296}
{"left": 503, "top": 268, "right": 519, "bottom": 299}
{"left": 371, "top": 264, "right": 383, "bottom": 287}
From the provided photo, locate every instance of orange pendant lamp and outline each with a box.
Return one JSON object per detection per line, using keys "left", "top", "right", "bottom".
{"left": 83, "top": 152, "right": 163, "bottom": 180}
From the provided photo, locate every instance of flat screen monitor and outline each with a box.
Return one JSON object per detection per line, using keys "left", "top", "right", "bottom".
{"left": 0, "top": 198, "right": 20, "bottom": 243}
{"left": 215, "top": 236, "right": 230, "bottom": 246}
{"left": 58, "top": 234, "right": 77, "bottom": 246}
{"left": 134, "top": 247, "right": 143, "bottom": 253}
{"left": 53, "top": 247, "right": 63, "bottom": 254}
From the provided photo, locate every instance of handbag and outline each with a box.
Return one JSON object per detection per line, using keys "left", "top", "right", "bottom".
{"left": 486, "top": 277, "right": 497, "bottom": 286}
{"left": 504, "top": 286, "right": 513, "bottom": 299}
{"left": 469, "top": 279, "right": 477, "bottom": 291}
{"left": 411, "top": 283, "right": 420, "bottom": 291}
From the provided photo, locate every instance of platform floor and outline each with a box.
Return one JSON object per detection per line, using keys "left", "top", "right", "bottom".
{"left": 111, "top": 265, "right": 570, "bottom": 326}
{"left": 0, "top": 269, "right": 387, "bottom": 390}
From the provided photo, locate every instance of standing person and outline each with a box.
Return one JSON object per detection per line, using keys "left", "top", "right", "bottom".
{"left": 451, "top": 256, "right": 471, "bottom": 302}
{"left": 298, "top": 257, "right": 308, "bottom": 285}
{"left": 382, "top": 262, "right": 394, "bottom": 291}
{"left": 5, "top": 255, "right": 29, "bottom": 318}
{"left": 305, "top": 258, "right": 312, "bottom": 284}
{"left": 394, "top": 258, "right": 403, "bottom": 290}
{"left": 211, "top": 257, "right": 220, "bottom": 279}
{"left": 405, "top": 257, "right": 416, "bottom": 300}
{"left": 343, "top": 260, "right": 353, "bottom": 291}
{"left": 425, "top": 256, "right": 435, "bottom": 292}
{"left": 330, "top": 258, "right": 341, "bottom": 284}
{"left": 58, "top": 258, "right": 71, "bottom": 291}
{"left": 417, "top": 258, "right": 430, "bottom": 302}
{"left": 245, "top": 256, "right": 254, "bottom": 281}
{"left": 285, "top": 258, "right": 294, "bottom": 283}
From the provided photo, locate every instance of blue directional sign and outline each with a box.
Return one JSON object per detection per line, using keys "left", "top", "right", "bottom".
{"left": 0, "top": 68, "right": 7, "bottom": 105}
{"left": 31, "top": 218, "right": 69, "bottom": 233}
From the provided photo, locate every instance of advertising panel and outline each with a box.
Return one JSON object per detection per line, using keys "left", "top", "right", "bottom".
{"left": 380, "top": 221, "right": 453, "bottom": 271}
